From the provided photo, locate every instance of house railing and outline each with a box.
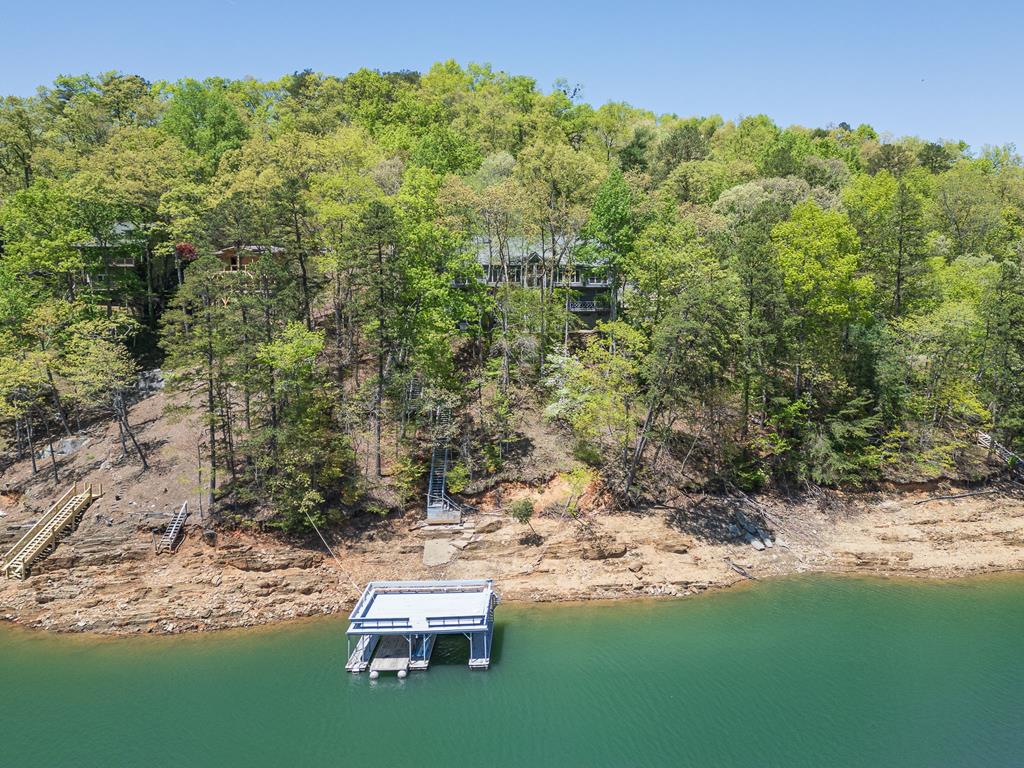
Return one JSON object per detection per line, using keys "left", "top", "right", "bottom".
{"left": 567, "top": 300, "right": 609, "bottom": 313}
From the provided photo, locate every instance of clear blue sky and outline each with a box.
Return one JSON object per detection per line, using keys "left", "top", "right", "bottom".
{"left": 4, "top": 0, "right": 1023, "bottom": 150}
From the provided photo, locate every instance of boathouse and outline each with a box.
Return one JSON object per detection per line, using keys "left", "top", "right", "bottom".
{"left": 345, "top": 579, "right": 499, "bottom": 677}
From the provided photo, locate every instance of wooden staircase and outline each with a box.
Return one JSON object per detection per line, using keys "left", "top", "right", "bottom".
{"left": 157, "top": 501, "right": 189, "bottom": 553}
{"left": 0, "top": 483, "right": 100, "bottom": 580}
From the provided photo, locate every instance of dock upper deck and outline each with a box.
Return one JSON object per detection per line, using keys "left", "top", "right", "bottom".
{"left": 347, "top": 579, "right": 496, "bottom": 636}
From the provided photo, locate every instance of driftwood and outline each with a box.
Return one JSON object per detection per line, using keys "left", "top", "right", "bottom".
{"left": 727, "top": 485, "right": 792, "bottom": 538}
{"left": 725, "top": 558, "right": 757, "bottom": 580}
{"left": 914, "top": 489, "right": 998, "bottom": 505}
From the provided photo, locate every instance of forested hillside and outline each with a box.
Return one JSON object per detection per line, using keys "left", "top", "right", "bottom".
{"left": 2, "top": 63, "right": 1023, "bottom": 531}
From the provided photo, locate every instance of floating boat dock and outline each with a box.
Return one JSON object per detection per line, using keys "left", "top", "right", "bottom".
{"left": 345, "top": 579, "right": 499, "bottom": 677}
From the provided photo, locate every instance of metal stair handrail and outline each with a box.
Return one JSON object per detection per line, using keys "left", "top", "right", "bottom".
{"left": 426, "top": 405, "right": 461, "bottom": 522}
{"left": 158, "top": 501, "right": 189, "bottom": 553}
{"left": 977, "top": 431, "right": 1022, "bottom": 475}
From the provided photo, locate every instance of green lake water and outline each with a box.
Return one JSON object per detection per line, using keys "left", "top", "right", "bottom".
{"left": 2, "top": 575, "right": 1023, "bottom": 767}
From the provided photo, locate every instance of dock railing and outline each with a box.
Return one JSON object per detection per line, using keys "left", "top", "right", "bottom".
{"left": 426, "top": 615, "right": 487, "bottom": 628}
{"left": 348, "top": 580, "right": 496, "bottom": 628}
{"left": 350, "top": 617, "right": 414, "bottom": 631}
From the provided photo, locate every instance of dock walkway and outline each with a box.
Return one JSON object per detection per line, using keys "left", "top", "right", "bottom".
{"left": 1, "top": 483, "right": 100, "bottom": 580}
{"left": 370, "top": 636, "right": 412, "bottom": 674}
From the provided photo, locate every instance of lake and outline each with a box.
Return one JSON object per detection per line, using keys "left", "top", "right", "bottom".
{"left": 2, "top": 575, "right": 1022, "bottom": 767}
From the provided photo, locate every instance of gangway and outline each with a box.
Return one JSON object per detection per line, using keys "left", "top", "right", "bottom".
{"left": 157, "top": 501, "right": 189, "bottom": 553}
{"left": 0, "top": 483, "right": 101, "bottom": 580}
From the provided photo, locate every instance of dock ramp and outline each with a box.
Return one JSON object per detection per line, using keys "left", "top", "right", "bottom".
{"left": 369, "top": 635, "right": 412, "bottom": 675}
{"left": 0, "top": 483, "right": 100, "bottom": 580}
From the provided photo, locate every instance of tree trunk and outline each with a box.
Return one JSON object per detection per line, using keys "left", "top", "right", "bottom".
{"left": 45, "top": 366, "right": 72, "bottom": 438}
{"left": 221, "top": 385, "right": 236, "bottom": 483}
{"left": 104, "top": 244, "right": 113, "bottom": 319}
{"left": 116, "top": 393, "right": 149, "bottom": 470}
{"left": 623, "top": 347, "right": 678, "bottom": 497}
{"left": 46, "top": 430, "right": 59, "bottom": 482}
{"left": 27, "top": 411, "right": 37, "bottom": 474}
{"left": 292, "top": 210, "right": 312, "bottom": 330}
{"left": 375, "top": 242, "right": 385, "bottom": 478}
{"left": 624, "top": 400, "right": 660, "bottom": 499}
{"left": 204, "top": 295, "right": 217, "bottom": 514}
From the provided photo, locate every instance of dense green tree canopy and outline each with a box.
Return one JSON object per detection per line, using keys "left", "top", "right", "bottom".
{"left": 3, "top": 62, "right": 1024, "bottom": 526}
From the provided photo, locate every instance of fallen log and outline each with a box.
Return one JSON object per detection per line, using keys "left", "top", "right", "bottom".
{"left": 725, "top": 557, "right": 757, "bottom": 580}
{"left": 913, "top": 489, "right": 998, "bottom": 505}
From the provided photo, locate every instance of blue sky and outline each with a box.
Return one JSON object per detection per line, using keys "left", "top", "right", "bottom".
{"left": 3, "top": 0, "right": 1023, "bottom": 150}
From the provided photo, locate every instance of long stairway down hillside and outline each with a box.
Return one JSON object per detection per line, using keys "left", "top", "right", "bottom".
{"left": 0, "top": 483, "right": 101, "bottom": 580}
{"left": 426, "top": 406, "right": 462, "bottom": 525}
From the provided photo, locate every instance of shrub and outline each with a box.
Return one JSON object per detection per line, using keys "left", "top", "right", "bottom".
{"left": 508, "top": 498, "right": 535, "bottom": 530}
{"left": 393, "top": 456, "right": 424, "bottom": 503}
{"left": 445, "top": 461, "right": 469, "bottom": 494}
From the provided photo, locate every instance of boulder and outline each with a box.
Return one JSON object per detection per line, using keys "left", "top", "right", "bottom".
{"left": 580, "top": 535, "right": 627, "bottom": 560}
{"left": 654, "top": 534, "right": 692, "bottom": 555}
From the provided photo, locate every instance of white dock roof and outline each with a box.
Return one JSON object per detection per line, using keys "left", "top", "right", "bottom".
{"left": 347, "top": 579, "right": 496, "bottom": 635}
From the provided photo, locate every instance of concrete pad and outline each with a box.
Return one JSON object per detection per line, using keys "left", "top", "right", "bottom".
{"left": 423, "top": 540, "right": 456, "bottom": 566}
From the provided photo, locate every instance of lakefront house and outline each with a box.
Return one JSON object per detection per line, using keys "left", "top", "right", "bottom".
{"left": 213, "top": 244, "right": 284, "bottom": 272}
{"left": 473, "top": 238, "right": 613, "bottom": 318}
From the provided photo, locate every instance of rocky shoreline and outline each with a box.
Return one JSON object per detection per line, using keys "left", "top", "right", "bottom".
{"left": 2, "top": 486, "right": 1022, "bottom": 635}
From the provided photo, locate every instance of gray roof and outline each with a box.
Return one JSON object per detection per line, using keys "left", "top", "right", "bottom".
{"left": 473, "top": 236, "right": 607, "bottom": 267}
{"left": 347, "top": 579, "right": 496, "bottom": 636}
{"left": 75, "top": 221, "right": 144, "bottom": 248}
{"left": 214, "top": 245, "right": 285, "bottom": 256}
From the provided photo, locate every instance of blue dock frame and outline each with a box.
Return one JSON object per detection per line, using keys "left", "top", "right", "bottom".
{"left": 345, "top": 579, "right": 499, "bottom": 674}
